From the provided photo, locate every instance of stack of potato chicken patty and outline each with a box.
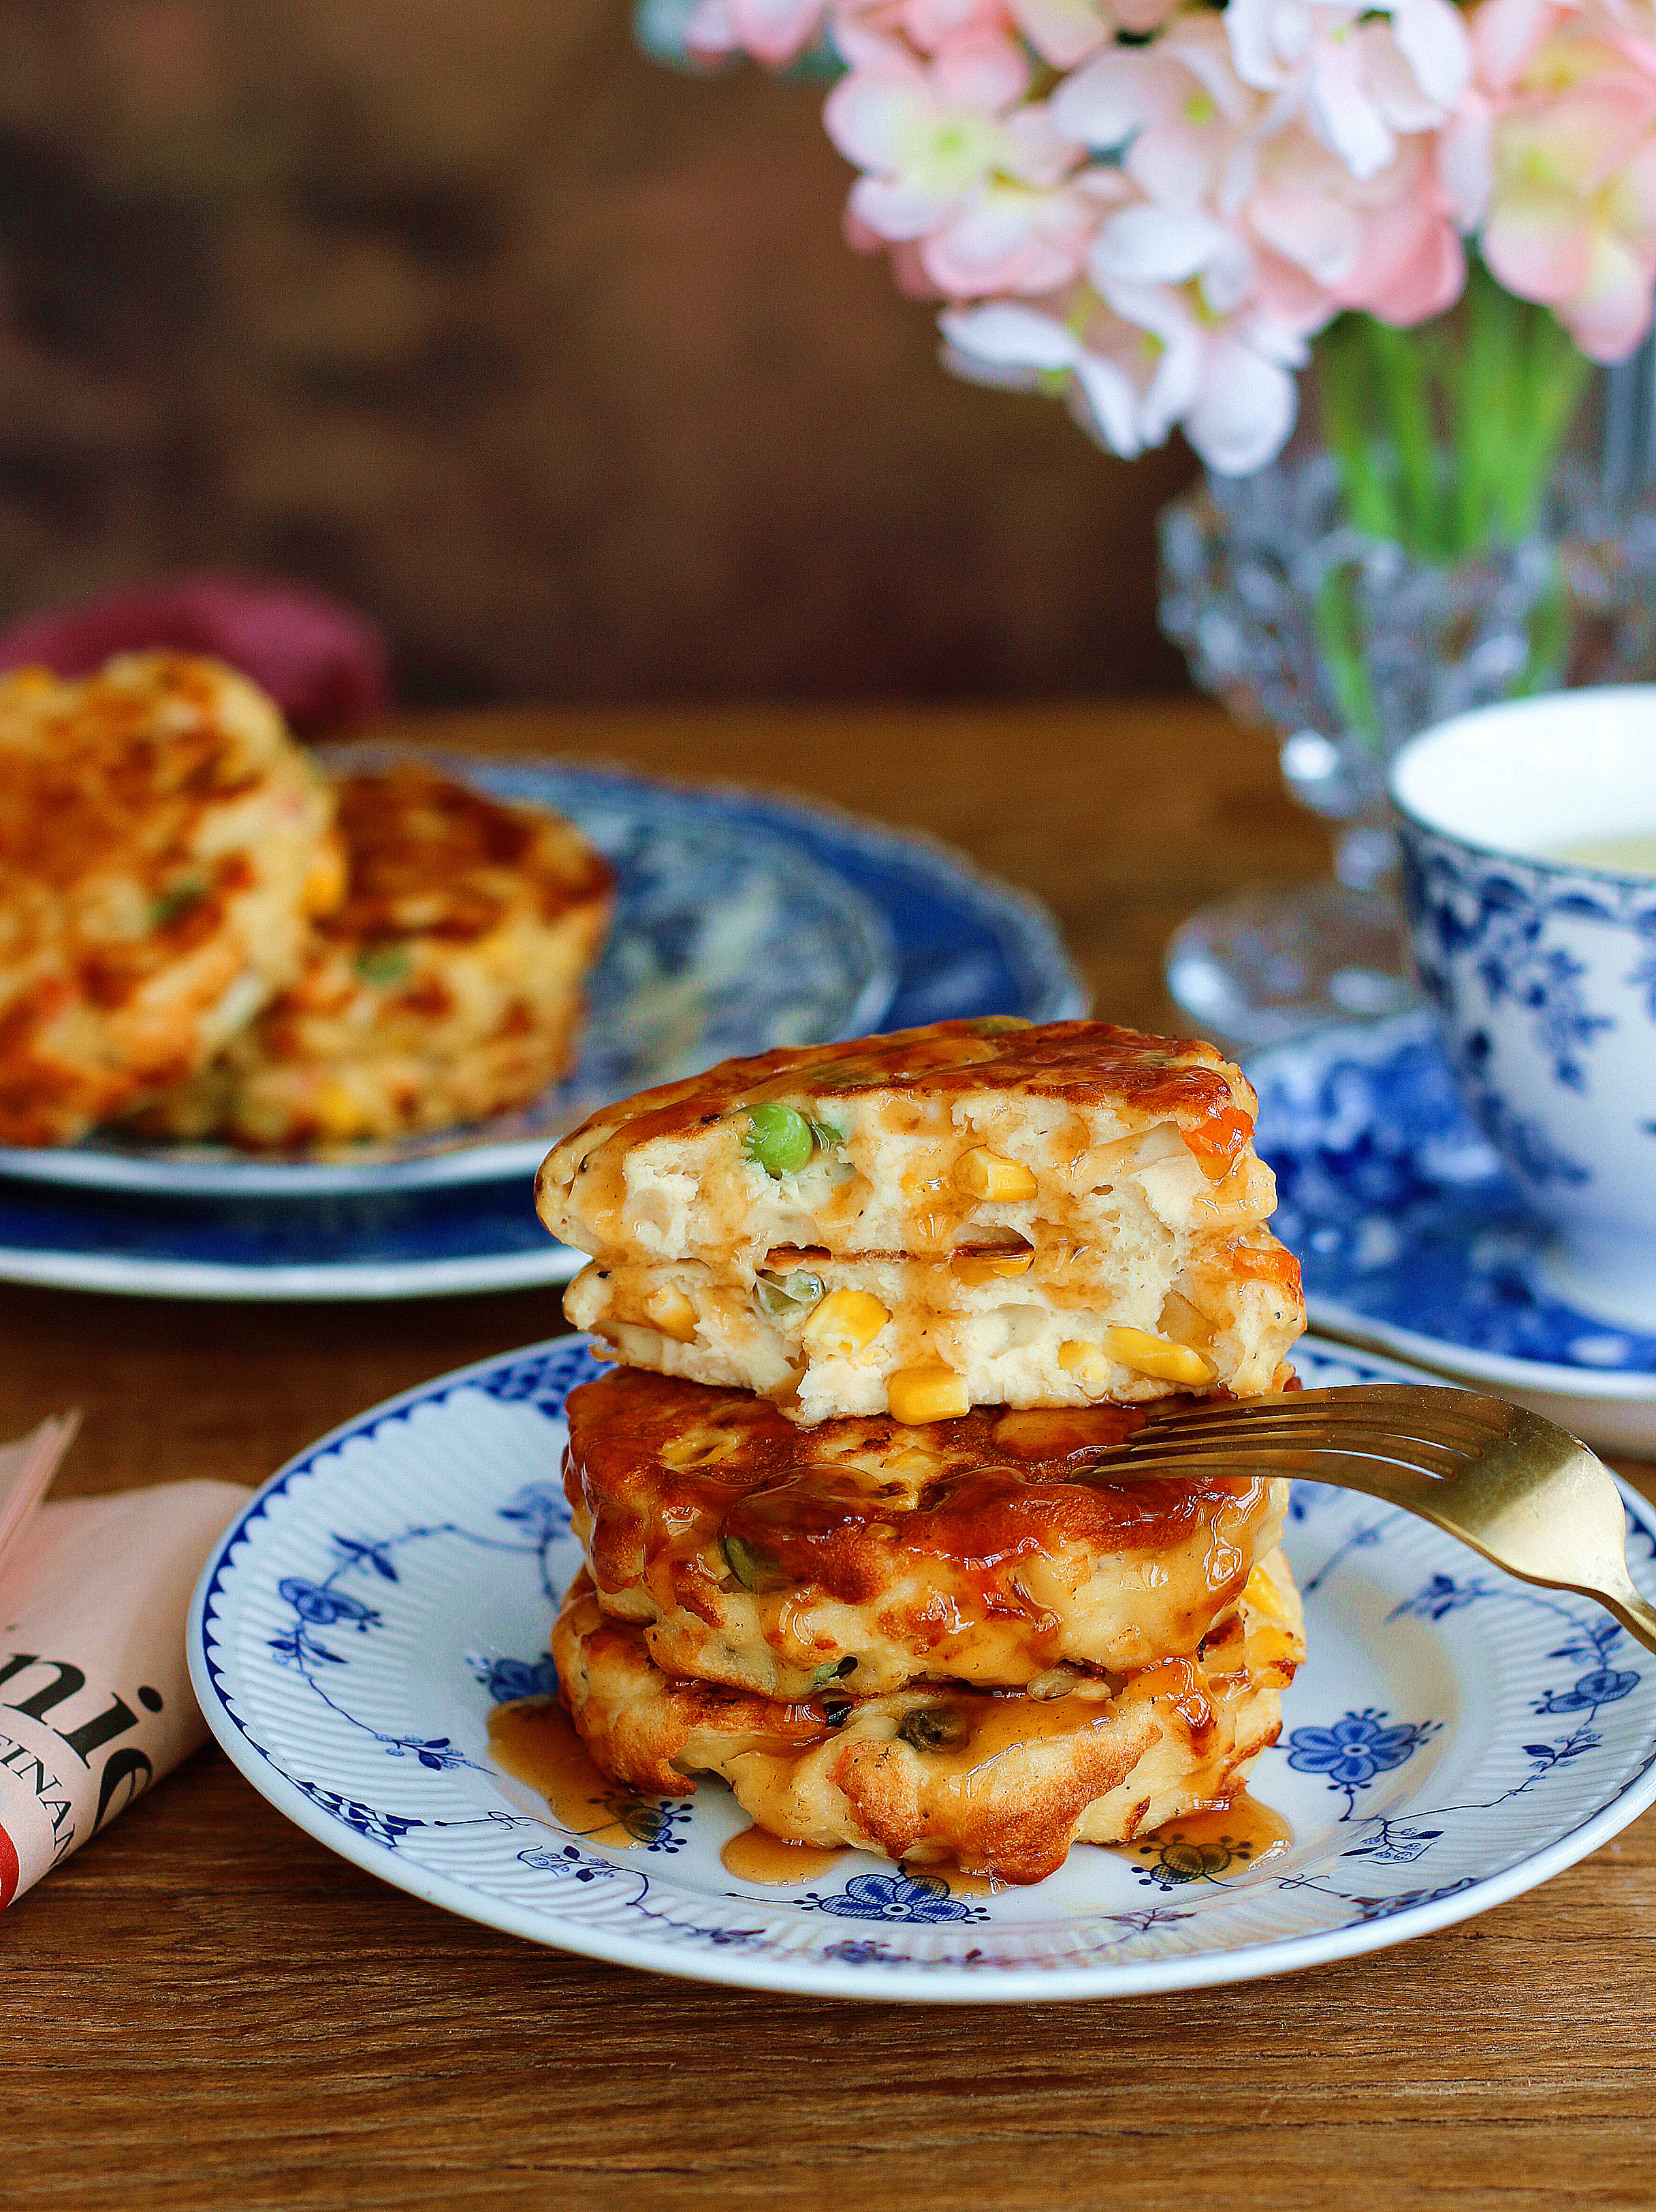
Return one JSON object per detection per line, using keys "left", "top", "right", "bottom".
{"left": 537, "top": 1016, "right": 1309, "bottom": 1883}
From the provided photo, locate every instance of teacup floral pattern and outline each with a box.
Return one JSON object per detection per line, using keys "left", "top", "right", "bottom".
{"left": 1398, "top": 822, "right": 1656, "bottom": 1293}
{"left": 1251, "top": 1012, "right": 1656, "bottom": 1376}
{"left": 190, "top": 1334, "right": 1656, "bottom": 2002}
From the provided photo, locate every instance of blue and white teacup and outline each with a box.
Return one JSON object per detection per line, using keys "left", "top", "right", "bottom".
{"left": 1390, "top": 689, "right": 1656, "bottom": 1331}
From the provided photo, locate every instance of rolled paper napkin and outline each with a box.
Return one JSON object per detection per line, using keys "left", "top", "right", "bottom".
{"left": 0, "top": 573, "right": 391, "bottom": 735}
{"left": 0, "top": 1468, "right": 249, "bottom": 1910}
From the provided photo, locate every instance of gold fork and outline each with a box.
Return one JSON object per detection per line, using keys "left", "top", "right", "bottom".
{"left": 1118, "top": 1383, "right": 1656, "bottom": 1656}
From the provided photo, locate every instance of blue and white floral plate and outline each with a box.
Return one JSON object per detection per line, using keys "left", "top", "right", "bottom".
{"left": 0, "top": 766, "right": 1085, "bottom": 1299}
{"left": 188, "top": 1333, "right": 1656, "bottom": 2002}
{"left": 1252, "top": 1014, "right": 1656, "bottom": 1459}
{"left": 0, "top": 757, "right": 902, "bottom": 1201}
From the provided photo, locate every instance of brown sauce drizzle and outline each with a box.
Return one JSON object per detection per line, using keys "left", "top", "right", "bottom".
{"left": 720, "top": 1827, "right": 850, "bottom": 1885}
{"left": 1111, "top": 1790, "right": 1292, "bottom": 1882}
{"left": 903, "top": 1862, "right": 1008, "bottom": 1897}
{"left": 488, "top": 1696, "right": 663, "bottom": 1849}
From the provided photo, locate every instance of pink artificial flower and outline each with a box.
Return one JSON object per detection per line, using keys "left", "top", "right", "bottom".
{"left": 1226, "top": 0, "right": 1471, "bottom": 178}
{"left": 1052, "top": 14, "right": 1262, "bottom": 206}
{"left": 921, "top": 170, "right": 1123, "bottom": 294}
{"left": 1091, "top": 193, "right": 1259, "bottom": 315}
{"left": 684, "top": 0, "right": 829, "bottom": 61}
{"left": 1004, "top": 0, "right": 1181, "bottom": 69}
{"left": 892, "top": 0, "right": 1015, "bottom": 50}
{"left": 1461, "top": 0, "right": 1656, "bottom": 358}
{"left": 1469, "top": 0, "right": 1568, "bottom": 91}
{"left": 1482, "top": 81, "right": 1656, "bottom": 353}
{"left": 824, "top": 28, "right": 1077, "bottom": 240}
{"left": 938, "top": 289, "right": 1153, "bottom": 452}
{"left": 1247, "top": 128, "right": 1466, "bottom": 322}
{"left": 1105, "top": 275, "right": 1313, "bottom": 471}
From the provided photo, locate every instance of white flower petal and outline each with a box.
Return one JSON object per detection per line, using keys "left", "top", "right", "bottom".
{"left": 1068, "top": 353, "right": 1147, "bottom": 454}
{"left": 824, "top": 73, "right": 931, "bottom": 172}
{"left": 1048, "top": 48, "right": 1160, "bottom": 151}
{"left": 937, "top": 301, "right": 1083, "bottom": 373}
{"left": 848, "top": 172, "right": 959, "bottom": 239}
{"left": 1306, "top": 41, "right": 1395, "bottom": 178}
{"left": 1185, "top": 338, "right": 1299, "bottom": 473}
{"left": 1092, "top": 203, "right": 1235, "bottom": 285}
{"left": 1389, "top": 0, "right": 1470, "bottom": 109}
{"left": 1226, "top": 0, "right": 1286, "bottom": 90}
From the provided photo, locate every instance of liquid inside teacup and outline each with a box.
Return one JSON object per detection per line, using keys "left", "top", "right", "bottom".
{"left": 1539, "top": 830, "right": 1656, "bottom": 875}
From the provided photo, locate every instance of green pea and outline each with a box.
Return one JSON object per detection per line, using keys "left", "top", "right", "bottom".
{"left": 897, "top": 1705, "right": 968, "bottom": 1754}
{"left": 354, "top": 943, "right": 411, "bottom": 987}
{"left": 809, "top": 1656, "right": 857, "bottom": 1690}
{"left": 744, "top": 1102, "right": 815, "bottom": 1176}
{"left": 754, "top": 1269, "right": 825, "bottom": 1321}
{"left": 149, "top": 878, "right": 208, "bottom": 929}
{"left": 720, "top": 1533, "right": 791, "bottom": 1594}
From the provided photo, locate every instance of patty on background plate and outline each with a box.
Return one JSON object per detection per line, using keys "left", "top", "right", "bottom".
{"left": 0, "top": 652, "right": 338, "bottom": 1147}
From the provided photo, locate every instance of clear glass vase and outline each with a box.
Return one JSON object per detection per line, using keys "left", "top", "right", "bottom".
{"left": 1157, "top": 438, "right": 1656, "bottom": 1050}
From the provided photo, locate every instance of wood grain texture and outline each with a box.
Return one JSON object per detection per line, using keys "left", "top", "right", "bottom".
{"left": 2, "top": 704, "right": 1652, "bottom": 2211}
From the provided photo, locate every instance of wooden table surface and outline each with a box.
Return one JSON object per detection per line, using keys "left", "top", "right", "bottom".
{"left": 4, "top": 703, "right": 1653, "bottom": 2211}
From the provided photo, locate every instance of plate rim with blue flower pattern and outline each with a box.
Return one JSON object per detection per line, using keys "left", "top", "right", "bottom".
{"left": 187, "top": 1331, "right": 1656, "bottom": 2002}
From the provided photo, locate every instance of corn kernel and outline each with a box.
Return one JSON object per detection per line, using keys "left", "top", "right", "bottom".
{"left": 1247, "top": 1622, "right": 1298, "bottom": 1670}
{"left": 949, "top": 1244, "right": 1035, "bottom": 1286}
{"left": 302, "top": 832, "right": 348, "bottom": 917}
{"left": 887, "top": 1364, "right": 972, "bottom": 1424}
{"left": 1157, "top": 1289, "right": 1216, "bottom": 1350}
{"left": 1098, "top": 1325, "right": 1213, "bottom": 1386}
{"left": 801, "top": 1288, "right": 891, "bottom": 1357}
{"left": 1057, "top": 1340, "right": 1107, "bottom": 1385}
{"left": 1242, "top": 1562, "right": 1288, "bottom": 1622}
{"left": 313, "top": 1081, "right": 370, "bottom": 1141}
{"left": 953, "top": 1147, "right": 1037, "bottom": 1201}
{"left": 643, "top": 1282, "right": 699, "bottom": 1344}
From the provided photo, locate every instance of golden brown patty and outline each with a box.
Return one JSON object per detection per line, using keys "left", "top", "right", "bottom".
{"left": 0, "top": 653, "right": 336, "bottom": 1146}
{"left": 563, "top": 1367, "right": 1290, "bottom": 1698}
{"left": 539, "top": 1017, "right": 1305, "bottom": 1422}
{"left": 136, "top": 765, "right": 614, "bottom": 1149}
{"left": 553, "top": 1551, "right": 1303, "bottom": 1882}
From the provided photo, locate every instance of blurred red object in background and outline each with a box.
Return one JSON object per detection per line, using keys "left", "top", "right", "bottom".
{"left": 0, "top": 576, "right": 392, "bottom": 736}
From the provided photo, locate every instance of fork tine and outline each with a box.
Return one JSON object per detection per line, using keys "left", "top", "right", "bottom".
{"left": 1124, "top": 1417, "right": 1476, "bottom": 1455}
{"left": 1109, "top": 1439, "right": 1467, "bottom": 1480}
{"left": 1105, "top": 1442, "right": 1468, "bottom": 1477}
{"left": 1136, "top": 1388, "right": 1510, "bottom": 1451}
{"left": 1143, "top": 1385, "right": 1512, "bottom": 1431}
{"left": 1130, "top": 1410, "right": 1498, "bottom": 1455}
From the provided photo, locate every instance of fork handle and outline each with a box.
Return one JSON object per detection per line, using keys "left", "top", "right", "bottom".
{"left": 1601, "top": 1579, "right": 1656, "bottom": 1660}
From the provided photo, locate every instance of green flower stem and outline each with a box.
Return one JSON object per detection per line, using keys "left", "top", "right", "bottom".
{"left": 1305, "top": 264, "right": 1592, "bottom": 737}
{"left": 1313, "top": 259, "right": 1591, "bottom": 563}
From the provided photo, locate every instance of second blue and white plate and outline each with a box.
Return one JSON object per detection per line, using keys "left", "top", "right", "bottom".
{"left": 0, "top": 764, "right": 1086, "bottom": 1299}
{"left": 189, "top": 1333, "right": 1656, "bottom": 2002}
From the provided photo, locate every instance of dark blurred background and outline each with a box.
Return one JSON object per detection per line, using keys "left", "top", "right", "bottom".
{"left": 0, "top": 0, "right": 1195, "bottom": 706}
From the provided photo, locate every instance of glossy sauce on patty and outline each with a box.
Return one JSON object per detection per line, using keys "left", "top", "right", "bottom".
{"left": 565, "top": 1367, "right": 1273, "bottom": 1622}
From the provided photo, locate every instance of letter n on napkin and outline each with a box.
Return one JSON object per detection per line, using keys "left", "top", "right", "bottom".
{"left": 0, "top": 1417, "right": 248, "bottom": 1908}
